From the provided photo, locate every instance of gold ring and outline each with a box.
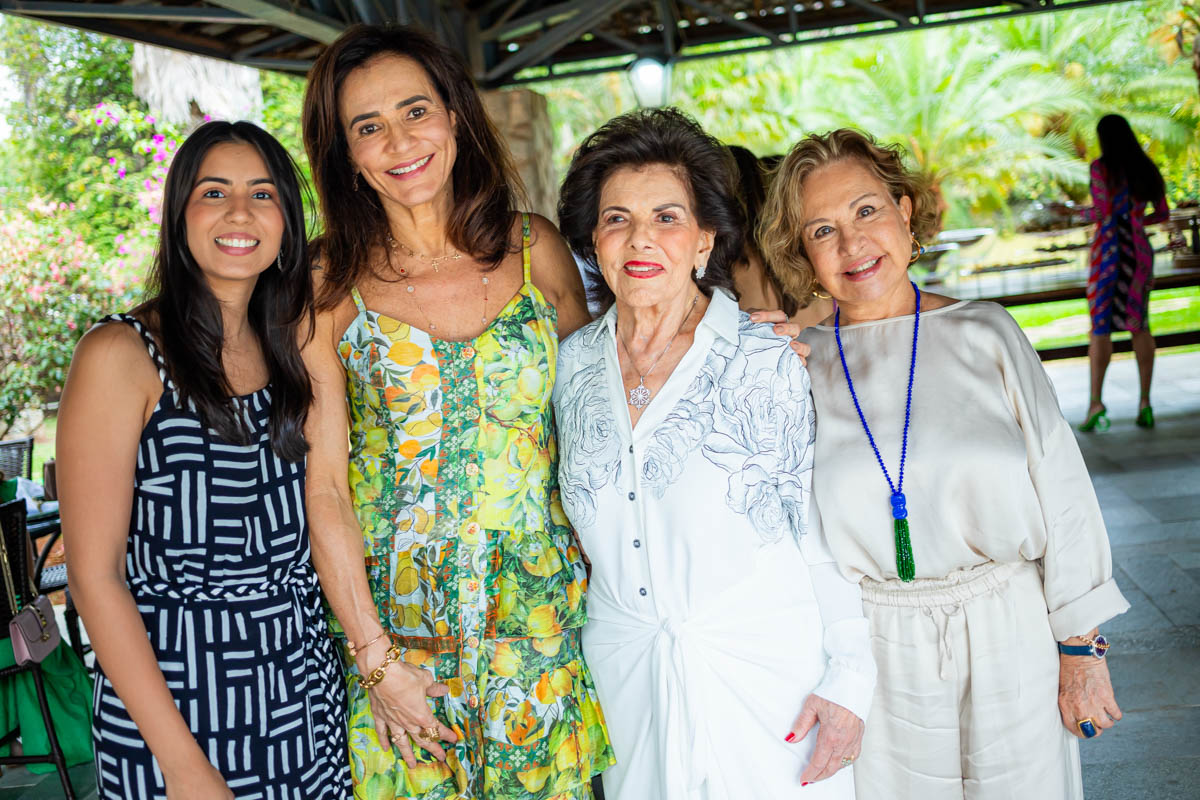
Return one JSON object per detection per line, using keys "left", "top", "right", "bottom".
{"left": 389, "top": 733, "right": 403, "bottom": 744}
{"left": 840, "top": 756, "right": 855, "bottom": 767}
{"left": 420, "top": 725, "right": 440, "bottom": 741}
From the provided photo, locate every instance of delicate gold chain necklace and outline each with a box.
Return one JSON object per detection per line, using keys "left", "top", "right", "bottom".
{"left": 387, "top": 232, "right": 463, "bottom": 273}
{"left": 616, "top": 293, "right": 699, "bottom": 409}
{"left": 385, "top": 248, "right": 489, "bottom": 336}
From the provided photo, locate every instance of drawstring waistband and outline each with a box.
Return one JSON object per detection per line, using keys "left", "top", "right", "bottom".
{"left": 861, "top": 561, "right": 1025, "bottom": 679}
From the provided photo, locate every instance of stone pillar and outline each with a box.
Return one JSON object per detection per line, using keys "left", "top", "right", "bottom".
{"left": 483, "top": 87, "right": 557, "bottom": 221}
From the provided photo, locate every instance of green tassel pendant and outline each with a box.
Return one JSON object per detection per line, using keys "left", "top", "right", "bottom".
{"left": 894, "top": 518, "right": 915, "bottom": 582}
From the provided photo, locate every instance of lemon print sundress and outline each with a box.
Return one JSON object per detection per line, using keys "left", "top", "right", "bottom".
{"left": 336, "top": 215, "right": 614, "bottom": 799}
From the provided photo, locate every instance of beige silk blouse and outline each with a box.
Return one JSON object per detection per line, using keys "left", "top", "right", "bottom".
{"left": 799, "top": 300, "right": 1129, "bottom": 641}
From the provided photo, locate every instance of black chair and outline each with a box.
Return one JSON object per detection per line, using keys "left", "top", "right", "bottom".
{"left": 0, "top": 437, "right": 34, "bottom": 481}
{"left": 31, "top": 519, "right": 85, "bottom": 663}
{"left": 0, "top": 500, "right": 78, "bottom": 798}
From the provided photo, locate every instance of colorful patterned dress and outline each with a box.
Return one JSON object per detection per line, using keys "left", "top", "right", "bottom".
{"left": 335, "top": 216, "right": 614, "bottom": 800}
{"left": 1083, "top": 159, "right": 1169, "bottom": 334}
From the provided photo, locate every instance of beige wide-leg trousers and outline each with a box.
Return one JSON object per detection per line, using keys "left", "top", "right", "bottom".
{"left": 856, "top": 561, "right": 1083, "bottom": 800}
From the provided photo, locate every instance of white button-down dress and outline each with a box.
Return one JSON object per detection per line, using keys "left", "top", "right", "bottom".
{"left": 554, "top": 291, "right": 876, "bottom": 800}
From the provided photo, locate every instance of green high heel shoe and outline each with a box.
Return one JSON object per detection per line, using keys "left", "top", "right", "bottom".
{"left": 1136, "top": 406, "right": 1155, "bottom": 429}
{"left": 1079, "top": 407, "right": 1110, "bottom": 432}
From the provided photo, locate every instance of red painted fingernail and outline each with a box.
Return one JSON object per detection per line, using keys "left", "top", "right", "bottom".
{"left": 802, "top": 782, "right": 811, "bottom": 787}
{"left": 785, "top": 733, "right": 796, "bottom": 742}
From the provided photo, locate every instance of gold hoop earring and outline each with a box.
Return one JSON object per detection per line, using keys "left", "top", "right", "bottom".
{"left": 811, "top": 287, "right": 831, "bottom": 300}
{"left": 352, "top": 172, "right": 360, "bottom": 192}
{"left": 909, "top": 232, "right": 925, "bottom": 264}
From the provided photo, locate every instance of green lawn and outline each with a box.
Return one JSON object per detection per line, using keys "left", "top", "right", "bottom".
{"left": 1010, "top": 286, "right": 1200, "bottom": 349}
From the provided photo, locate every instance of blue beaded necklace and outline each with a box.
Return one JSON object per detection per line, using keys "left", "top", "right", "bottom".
{"left": 834, "top": 280, "right": 920, "bottom": 582}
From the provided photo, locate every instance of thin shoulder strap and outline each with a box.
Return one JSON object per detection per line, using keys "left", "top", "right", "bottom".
{"left": 96, "top": 313, "right": 176, "bottom": 393}
{"left": 350, "top": 286, "right": 368, "bottom": 314}
{"left": 521, "top": 213, "right": 532, "bottom": 285}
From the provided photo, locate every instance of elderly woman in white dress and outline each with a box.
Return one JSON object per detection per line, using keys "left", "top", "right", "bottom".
{"left": 552, "top": 108, "right": 876, "bottom": 800}
{"left": 761, "top": 129, "right": 1129, "bottom": 799}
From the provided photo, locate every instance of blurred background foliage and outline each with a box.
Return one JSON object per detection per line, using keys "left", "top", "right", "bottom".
{"left": 0, "top": 0, "right": 1197, "bottom": 434}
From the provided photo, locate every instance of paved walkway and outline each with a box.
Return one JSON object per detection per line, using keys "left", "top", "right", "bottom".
{"left": 2, "top": 350, "right": 1197, "bottom": 799}
{"left": 1048, "top": 350, "right": 1200, "bottom": 800}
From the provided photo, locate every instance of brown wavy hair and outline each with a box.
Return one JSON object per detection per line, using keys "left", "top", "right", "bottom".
{"left": 302, "top": 24, "right": 522, "bottom": 309}
{"left": 759, "top": 128, "right": 940, "bottom": 302}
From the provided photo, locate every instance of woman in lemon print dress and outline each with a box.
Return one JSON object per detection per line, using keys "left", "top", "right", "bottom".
{"left": 299, "top": 24, "right": 613, "bottom": 800}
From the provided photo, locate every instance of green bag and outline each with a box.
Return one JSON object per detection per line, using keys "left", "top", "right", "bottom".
{"left": 0, "top": 635, "right": 94, "bottom": 772}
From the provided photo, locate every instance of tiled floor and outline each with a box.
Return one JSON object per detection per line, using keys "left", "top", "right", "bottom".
{"left": 2, "top": 349, "right": 1197, "bottom": 799}
{"left": 1049, "top": 350, "right": 1200, "bottom": 800}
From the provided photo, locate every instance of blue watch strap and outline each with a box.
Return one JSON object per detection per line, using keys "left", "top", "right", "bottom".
{"left": 1057, "top": 643, "right": 1095, "bottom": 656}
{"left": 1058, "top": 634, "right": 1109, "bottom": 658}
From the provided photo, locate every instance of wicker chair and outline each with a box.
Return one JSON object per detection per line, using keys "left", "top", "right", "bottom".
{"left": 0, "top": 500, "right": 78, "bottom": 798}
{"left": 0, "top": 437, "right": 34, "bottom": 481}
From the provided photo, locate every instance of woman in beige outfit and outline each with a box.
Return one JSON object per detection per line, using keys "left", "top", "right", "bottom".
{"left": 761, "top": 129, "right": 1129, "bottom": 799}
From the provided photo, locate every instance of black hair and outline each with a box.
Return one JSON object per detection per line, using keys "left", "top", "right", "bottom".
{"left": 1096, "top": 114, "right": 1166, "bottom": 204}
{"left": 557, "top": 107, "right": 743, "bottom": 311}
{"left": 138, "top": 120, "right": 313, "bottom": 461}
{"left": 727, "top": 144, "right": 797, "bottom": 316}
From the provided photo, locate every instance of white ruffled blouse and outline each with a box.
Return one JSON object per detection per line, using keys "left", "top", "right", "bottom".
{"left": 554, "top": 289, "right": 875, "bottom": 800}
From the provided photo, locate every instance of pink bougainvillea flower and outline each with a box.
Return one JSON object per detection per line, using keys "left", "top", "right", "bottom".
{"left": 109, "top": 157, "right": 117, "bottom": 166}
{"left": 118, "top": 168, "right": 126, "bottom": 179}
{"left": 146, "top": 116, "right": 155, "bottom": 124}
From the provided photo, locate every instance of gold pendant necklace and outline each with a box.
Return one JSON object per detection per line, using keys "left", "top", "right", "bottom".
{"left": 386, "top": 248, "right": 489, "bottom": 336}
{"left": 387, "top": 232, "right": 463, "bottom": 273}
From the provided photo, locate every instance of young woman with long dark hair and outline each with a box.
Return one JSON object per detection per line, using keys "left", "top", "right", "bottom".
{"left": 1078, "top": 114, "right": 1170, "bottom": 431}
{"left": 57, "top": 121, "right": 350, "bottom": 799}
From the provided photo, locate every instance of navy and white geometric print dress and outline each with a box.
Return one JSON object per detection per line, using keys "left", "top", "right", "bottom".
{"left": 91, "top": 315, "right": 350, "bottom": 799}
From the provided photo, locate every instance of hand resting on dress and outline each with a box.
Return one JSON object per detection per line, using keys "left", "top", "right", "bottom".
{"left": 786, "top": 693, "right": 864, "bottom": 785}
{"left": 358, "top": 640, "right": 459, "bottom": 768}
{"left": 164, "top": 758, "right": 233, "bottom": 799}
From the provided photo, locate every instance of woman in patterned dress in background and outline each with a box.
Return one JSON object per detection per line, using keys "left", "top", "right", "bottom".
{"left": 300, "top": 24, "right": 613, "bottom": 799}
{"left": 1077, "top": 114, "right": 1169, "bottom": 431}
{"left": 57, "top": 121, "right": 349, "bottom": 799}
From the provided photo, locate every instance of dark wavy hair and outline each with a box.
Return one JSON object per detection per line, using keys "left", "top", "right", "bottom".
{"left": 1096, "top": 114, "right": 1166, "bottom": 204}
{"left": 558, "top": 108, "right": 743, "bottom": 311}
{"left": 137, "top": 120, "right": 313, "bottom": 462}
{"left": 302, "top": 24, "right": 522, "bottom": 309}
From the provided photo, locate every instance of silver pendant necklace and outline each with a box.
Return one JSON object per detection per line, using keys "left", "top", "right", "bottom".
{"left": 617, "top": 294, "right": 699, "bottom": 410}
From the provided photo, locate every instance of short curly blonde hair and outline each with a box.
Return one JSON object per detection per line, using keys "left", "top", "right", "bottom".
{"left": 758, "top": 129, "right": 941, "bottom": 303}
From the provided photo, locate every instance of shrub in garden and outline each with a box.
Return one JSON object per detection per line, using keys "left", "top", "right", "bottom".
{"left": 0, "top": 202, "right": 140, "bottom": 437}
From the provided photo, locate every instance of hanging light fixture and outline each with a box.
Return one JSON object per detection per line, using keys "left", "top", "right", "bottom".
{"left": 627, "top": 55, "right": 672, "bottom": 108}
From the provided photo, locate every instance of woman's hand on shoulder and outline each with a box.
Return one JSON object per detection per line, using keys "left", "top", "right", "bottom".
{"left": 526, "top": 212, "right": 592, "bottom": 338}
{"left": 748, "top": 309, "right": 810, "bottom": 366}
{"left": 787, "top": 693, "right": 864, "bottom": 784}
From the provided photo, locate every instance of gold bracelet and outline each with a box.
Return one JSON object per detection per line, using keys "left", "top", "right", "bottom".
{"left": 347, "top": 630, "right": 388, "bottom": 658}
{"left": 357, "top": 645, "right": 404, "bottom": 690}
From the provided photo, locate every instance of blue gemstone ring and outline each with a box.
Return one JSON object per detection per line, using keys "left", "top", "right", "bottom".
{"left": 1077, "top": 718, "right": 1098, "bottom": 738}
